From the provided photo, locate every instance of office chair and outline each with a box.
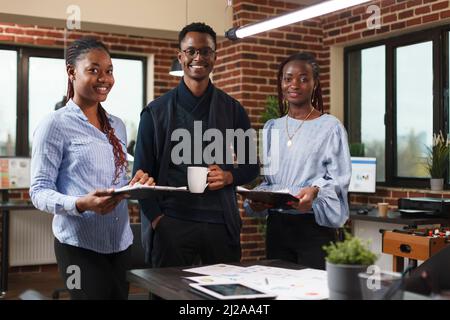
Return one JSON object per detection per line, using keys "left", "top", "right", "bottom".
{"left": 129, "top": 223, "right": 151, "bottom": 270}
{"left": 128, "top": 223, "right": 152, "bottom": 299}
{"left": 402, "top": 244, "right": 450, "bottom": 296}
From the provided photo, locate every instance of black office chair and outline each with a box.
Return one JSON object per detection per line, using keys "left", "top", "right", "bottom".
{"left": 129, "top": 223, "right": 151, "bottom": 270}
{"left": 402, "top": 244, "right": 450, "bottom": 296}
{"left": 128, "top": 223, "right": 152, "bottom": 299}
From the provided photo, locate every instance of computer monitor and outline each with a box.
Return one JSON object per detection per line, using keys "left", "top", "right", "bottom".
{"left": 349, "top": 157, "right": 376, "bottom": 193}
{"left": 0, "top": 157, "right": 31, "bottom": 190}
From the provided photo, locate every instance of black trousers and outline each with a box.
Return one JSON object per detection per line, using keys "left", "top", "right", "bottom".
{"left": 54, "top": 239, "right": 131, "bottom": 300}
{"left": 266, "top": 213, "right": 337, "bottom": 270}
{"left": 151, "top": 215, "right": 241, "bottom": 268}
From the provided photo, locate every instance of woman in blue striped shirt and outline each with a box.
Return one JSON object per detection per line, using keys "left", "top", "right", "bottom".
{"left": 244, "top": 53, "right": 352, "bottom": 269}
{"left": 30, "top": 37, "right": 152, "bottom": 299}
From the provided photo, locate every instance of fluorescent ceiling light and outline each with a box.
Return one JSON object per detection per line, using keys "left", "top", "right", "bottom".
{"left": 169, "top": 58, "right": 184, "bottom": 77}
{"left": 226, "top": 0, "right": 371, "bottom": 40}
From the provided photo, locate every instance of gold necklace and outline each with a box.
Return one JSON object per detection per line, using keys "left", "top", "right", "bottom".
{"left": 285, "top": 107, "right": 314, "bottom": 148}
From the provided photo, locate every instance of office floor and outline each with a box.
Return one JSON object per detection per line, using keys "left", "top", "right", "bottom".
{"left": 3, "top": 271, "right": 148, "bottom": 300}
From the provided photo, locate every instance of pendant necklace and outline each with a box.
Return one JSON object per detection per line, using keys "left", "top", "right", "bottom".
{"left": 285, "top": 107, "right": 315, "bottom": 148}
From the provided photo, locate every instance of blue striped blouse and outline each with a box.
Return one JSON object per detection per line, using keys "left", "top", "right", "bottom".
{"left": 29, "top": 99, "right": 132, "bottom": 254}
{"left": 244, "top": 114, "right": 352, "bottom": 228}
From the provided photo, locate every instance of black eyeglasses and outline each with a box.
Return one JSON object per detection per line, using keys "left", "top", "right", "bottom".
{"left": 181, "top": 47, "right": 215, "bottom": 58}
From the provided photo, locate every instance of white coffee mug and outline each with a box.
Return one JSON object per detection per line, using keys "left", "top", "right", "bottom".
{"left": 187, "top": 167, "right": 209, "bottom": 193}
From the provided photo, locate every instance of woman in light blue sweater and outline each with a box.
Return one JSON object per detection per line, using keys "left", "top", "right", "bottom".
{"left": 244, "top": 53, "right": 351, "bottom": 269}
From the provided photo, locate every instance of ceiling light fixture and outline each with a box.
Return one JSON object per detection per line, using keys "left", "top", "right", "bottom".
{"left": 169, "top": 0, "right": 189, "bottom": 76}
{"left": 225, "top": 0, "right": 371, "bottom": 40}
{"left": 169, "top": 59, "right": 184, "bottom": 77}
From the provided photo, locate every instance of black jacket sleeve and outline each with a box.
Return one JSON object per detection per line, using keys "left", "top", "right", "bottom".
{"left": 229, "top": 104, "right": 260, "bottom": 186}
{"left": 133, "top": 109, "right": 162, "bottom": 223}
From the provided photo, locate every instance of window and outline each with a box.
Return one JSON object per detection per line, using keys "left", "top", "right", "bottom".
{"left": 395, "top": 41, "right": 433, "bottom": 179}
{"left": 345, "top": 27, "right": 445, "bottom": 188}
{"left": 104, "top": 57, "right": 145, "bottom": 150}
{"left": 0, "top": 49, "right": 17, "bottom": 156}
{"left": 28, "top": 56, "right": 66, "bottom": 150}
{"left": 0, "top": 46, "right": 146, "bottom": 157}
{"left": 347, "top": 46, "right": 386, "bottom": 182}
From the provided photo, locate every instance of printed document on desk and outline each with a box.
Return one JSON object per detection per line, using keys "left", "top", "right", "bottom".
{"left": 113, "top": 184, "right": 188, "bottom": 199}
{"left": 235, "top": 186, "right": 299, "bottom": 206}
{"left": 183, "top": 264, "right": 246, "bottom": 276}
{"left": 184, "top": 264, "right": 328, "bottom": 300}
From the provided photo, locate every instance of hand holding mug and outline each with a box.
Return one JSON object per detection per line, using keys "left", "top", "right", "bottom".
{"left": 207, "top": 165, "right": 233, "bottom": 191}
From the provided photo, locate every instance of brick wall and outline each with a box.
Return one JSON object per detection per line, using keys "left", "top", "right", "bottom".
{"left": 224, "top": 0, "right": 450, "bottom": 261}
{"left": 2, "top": 0, "right": 450, "bottom": 268}
{"left": 215, "top": 0, "right": 326, "bottom": 261}
{"left": 322, "top": 0, "right": 450, "bottom": 46}
{"left": 351, "top": 187, "right": 450, "bottom": 210}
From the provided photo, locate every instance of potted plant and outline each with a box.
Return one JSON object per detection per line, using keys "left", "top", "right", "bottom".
{"left": 425, "top": 131, "right": 450, "bottom": 191}
{"left": 350, "top": 142, "right": 365, "bottom": 157}
{"left": 323, "top": 232, "right": 377, "bottom": 300}
{"left": 260, "top": 95, "right": 280, "bottom": 123}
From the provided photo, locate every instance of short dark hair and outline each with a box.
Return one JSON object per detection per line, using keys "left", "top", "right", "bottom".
{"left": 178, "top": 22, "right": 217, "bottom": 49}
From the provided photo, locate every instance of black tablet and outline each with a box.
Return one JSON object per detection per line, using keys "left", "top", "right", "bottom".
{"left": 189, "top": 283, "right": 277, "bottom": 300}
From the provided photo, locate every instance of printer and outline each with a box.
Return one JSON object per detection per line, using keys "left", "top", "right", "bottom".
{"left": 398, "top": 197, "right": 450, "bottom": 218}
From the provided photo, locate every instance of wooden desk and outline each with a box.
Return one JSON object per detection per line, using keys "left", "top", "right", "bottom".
{"left": 350, "top": 209, "right": 450, "bottom": 271}
{"left": 382, "top": 230, "right": 449, "bottom": 272}
{"left": 127, "top": 260, "right": 304, "bottom": 300}
{"left": 0, "top": 201, "right": 36, "bottom": 298}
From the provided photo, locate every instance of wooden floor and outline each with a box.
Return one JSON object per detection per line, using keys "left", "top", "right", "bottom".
{"left": 2, "top": 271, "right": 148, "bottom": 300}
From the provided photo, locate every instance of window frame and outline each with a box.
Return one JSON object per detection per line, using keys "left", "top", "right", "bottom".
{"left": 344, "top": 25, "right": 449, "bottom": 189}
{"left": 0, "top": 45, "right": 147, "bottom": 157}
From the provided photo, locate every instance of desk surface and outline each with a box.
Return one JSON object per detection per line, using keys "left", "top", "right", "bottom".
{"left": 350, "top": 209, "right": 450, "bottom": 226}
{"left": 127, "top": 260, "right": 304, "bottom": 300}
{"left": 0, "top": 202, "right": 35, "bottom": 210}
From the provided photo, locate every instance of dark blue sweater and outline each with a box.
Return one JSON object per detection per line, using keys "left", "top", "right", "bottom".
{"left": 133, "top": 79, "right": 259, "bottom": 261}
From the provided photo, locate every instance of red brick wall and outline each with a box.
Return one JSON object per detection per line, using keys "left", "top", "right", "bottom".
{"left": 322, "top": 0, "right": 450, "bottom": 46}
{"left": 351, "top": 187, "right": 450, "bottom": 210}
{"left": 215, "top": 0, "right": 326, "bottom": 260}
{"left": 219, "top": 0, "right": 450, "bottom": 261}
{"left": 215, "top": 0, "right": 326, "bottom": 127}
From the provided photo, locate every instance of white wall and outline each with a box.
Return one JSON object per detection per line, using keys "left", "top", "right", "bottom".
{"left": 0, "top": 0, "right": 233, "bottom": 39}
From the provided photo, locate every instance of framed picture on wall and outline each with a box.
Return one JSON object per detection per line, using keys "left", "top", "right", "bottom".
{"left": 0, "top": 157, "right": 31, "bottom": 190}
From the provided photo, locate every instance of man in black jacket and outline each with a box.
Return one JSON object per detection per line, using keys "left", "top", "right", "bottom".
{"left": 133, "top": 22, "right": 259, "bottom": 267}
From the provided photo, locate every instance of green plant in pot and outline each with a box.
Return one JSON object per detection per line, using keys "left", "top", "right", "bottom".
{"left": 350, "top": 142, "right": 365, "bottom": 157}
{"left": 323, "top": 232, "right": 377, "bottom": 300}
{"left": 260, "top": 96, "right": 280, "bottom": 123}
{"left": 425, "top": 131, "right": 450, "bottom": 191}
